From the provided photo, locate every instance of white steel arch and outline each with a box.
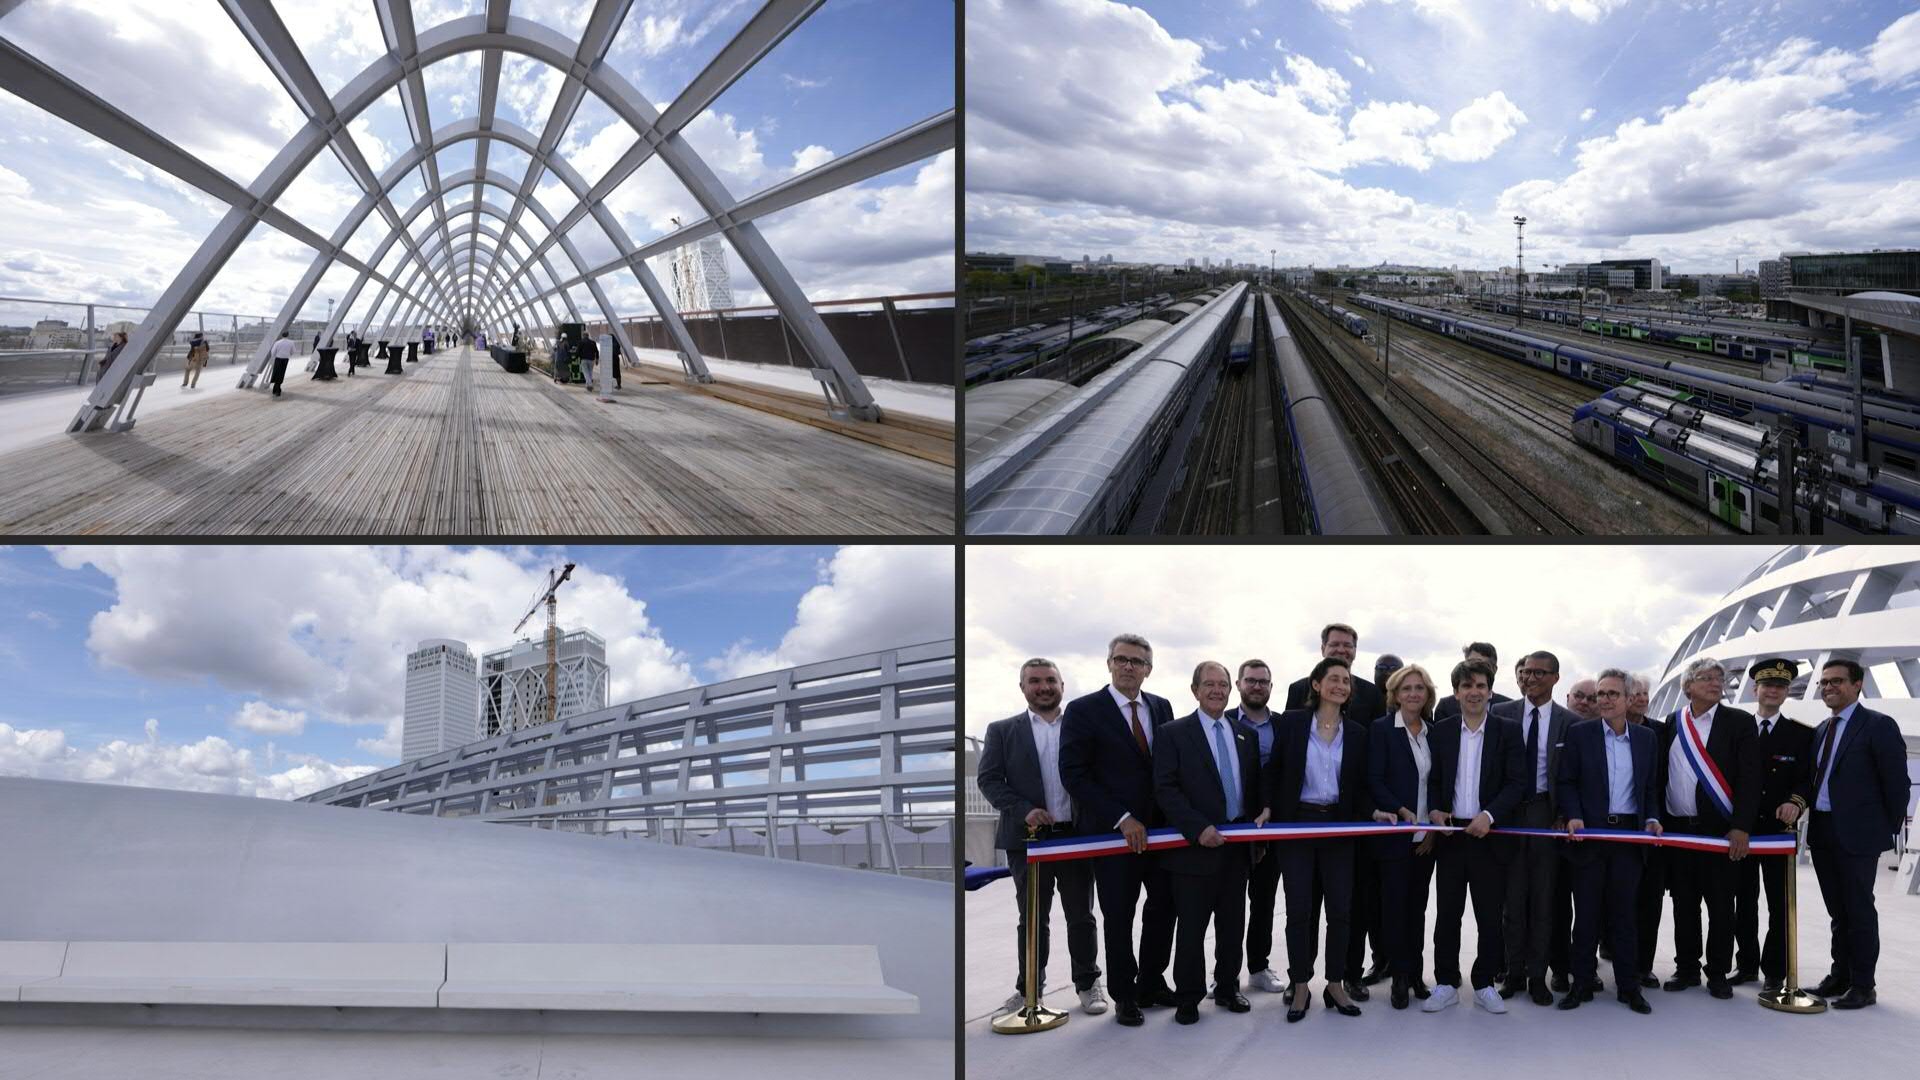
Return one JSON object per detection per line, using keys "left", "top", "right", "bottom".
{"left": 0, "top": 0, "right": 955, "bottom": 430}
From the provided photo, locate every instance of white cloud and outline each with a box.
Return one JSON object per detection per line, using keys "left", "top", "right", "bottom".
{"left": 1579, "top": 106, "right": 1596, "bottom": 122}
{"left": 1347, "top": 100, "right": 1441, "bottom": 171}
{"left": 1427, "top": 90, "right": 1528, "bottom": 163}
{"left": 1530, "top": 0, "right": 1629, "bottom": 22}
{"left": 0, "top": 719, "right": 376, "bottom": 800}
{"left": 707, "top": 545, "right": 957, "bottom": 680}
{"left": 232, "top": 700, "right": 307, "bottom": 736}
{"left": 1347, "top": 51, "right": 1374, "bottom": 73}
{"left": 1285, "top": 54, "right": 1351, "bottom": 109}
{"left": 1866, "top": 8, "right": 1920, "bottom": 87}
{"left": 0, "top": 164, "right": 31, "bottom": 198}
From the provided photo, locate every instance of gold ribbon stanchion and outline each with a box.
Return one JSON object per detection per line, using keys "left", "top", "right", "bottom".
{"left": 1759, "top": 814, "right": 1827, "bottom": 1015}
{"left": 993, "top": 825, "right": 1069, "bottom": 1034}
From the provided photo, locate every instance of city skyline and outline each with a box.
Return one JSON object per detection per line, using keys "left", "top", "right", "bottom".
{"left": 966, "top": 0, "right": 1920, "bottom": 275}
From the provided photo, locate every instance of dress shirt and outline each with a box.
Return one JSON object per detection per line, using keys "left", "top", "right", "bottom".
{"left": 1521, "top": 698, "right": 1553, "bottom": 794}
{"left": 1665, "top": 703, "right": 1716, "bottom": 816}
{"left": 1454, "top": 714, "right": 1489, "bottom": 822}
{"left": 1236, "top": 706, "right": 1277, "bottom": 765}
{"left": 1814, "top": 701, "right": 1859, "bottom": 812}
{"left": 1107, "top": 684, "right": 1152, "bottom": 749}
{"left": 1028, "top": 710, "right": 1072, "bottom": 822}
{"left": 1603, "top": 721, "right": 1638, "bottom": 816}
{"left": 1201, "top": 709, "right": 1242, "bottom": 820}
{"left": 1396, "top": 713, "right": 1432, "bottom": 841}
{"left": 1302, "top": 717, "right": 1345, "bottom": 804}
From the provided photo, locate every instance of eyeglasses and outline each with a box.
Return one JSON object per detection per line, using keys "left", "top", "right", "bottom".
{"left": 1518, "top": 668, "right": 1556, "bottom": 678}
{"left": 1110, "top": 655, "right": 1150, "bottom": 668}
{"left": 1595, "top": 689, "right": 1623, "bottom": 699}
{"left": 1816, "top": 677, "right": 1852, "bottom": 688}
{"left": 1240, "top": 677, "right": 1271, "bottom": 686}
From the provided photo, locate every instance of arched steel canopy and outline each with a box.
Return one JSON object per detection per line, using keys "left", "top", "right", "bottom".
{"left": 0, "top": 0, "right": 956, "bottom": 429}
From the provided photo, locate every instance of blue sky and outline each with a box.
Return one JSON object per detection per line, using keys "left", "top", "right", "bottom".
{"left": 0, "top": 0, "right": 953, "bottom": 329}
{"left": 966, "top": 0, "right": 1920, "bottom": 273}
{"left": 0, "top": 543, "right": 954, "bottom": 799}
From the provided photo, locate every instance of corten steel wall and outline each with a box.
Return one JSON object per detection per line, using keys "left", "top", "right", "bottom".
{"left": 596, "top": 307, "right": 954, "bottom": 384}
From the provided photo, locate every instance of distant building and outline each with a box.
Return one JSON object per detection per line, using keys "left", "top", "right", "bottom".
{"left": 28, "top": 319, "right": 82, "bottom": 349}
{"left": 1578, "top": 258, "right": 1662, "bottom": 291}
{"left": 402, "top": 639, "right": 479, "bottom": 761}
{"left": 1759, "top": 258, "right": 1790, "bottom": 299}
{"left": 665, "top": 235, "right": 733, "bottom": 313}
{"left": 965, "top": 252, "right": 1017, "bottom": 273}
{"left": 481, "top": 629, "right": 609, "bottom": 737}
{"left": 1788, "top": 250, "right": 1920, "bottom": 296}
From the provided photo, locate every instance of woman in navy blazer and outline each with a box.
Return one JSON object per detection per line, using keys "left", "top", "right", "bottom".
{"left": 1264, "top": 657, "right": 1371, "bottom": 1021}
{"left": 1367, "top": 662, "right": 1440, "bottom": 1009}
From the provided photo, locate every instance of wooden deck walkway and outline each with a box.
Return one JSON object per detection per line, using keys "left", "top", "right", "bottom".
{"left": 0, "top": 347, "right": 954, "bottom": 535}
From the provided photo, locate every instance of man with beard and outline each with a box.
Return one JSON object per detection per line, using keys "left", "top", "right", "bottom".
{"left": 979, "top": 658, "right": 1107, "bottom": 1017}
{"left": 1734, "top": 658, "right": 1812, "bottom": 993}
{"left": 1228, "top": 659, "right": 1285, "bottom": 994}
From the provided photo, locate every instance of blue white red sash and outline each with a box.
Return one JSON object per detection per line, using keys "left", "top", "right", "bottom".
{"left": 1677, "top": 706, "right": 1736, "bottom": 820}
{"left": 1025, "top": 820, "right": 1793, "bottom": 863}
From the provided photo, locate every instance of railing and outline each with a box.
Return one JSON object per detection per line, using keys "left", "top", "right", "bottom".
{"left": 499, "top": 811, "right": 956, "bottom": 882}
{"left": 0, "top": 293, "right": 318, "bottom": 399}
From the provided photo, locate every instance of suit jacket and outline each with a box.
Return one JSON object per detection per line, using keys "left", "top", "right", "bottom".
{"left": 1155, "top": 710, "right": 1264, "bottom": 876}
{"left": 1555, "top": 717, "right": 1660, "bottom": 849}
{"left": 1285, "top": 674, "right": 1385, "bottom": 726}
{"left": 1656, "top": 703, "right": 1762, "bottom": 833}
{"left": 977, "top": 711, "right": 1073, "bottom": 851}
{"left": 1263, "top": 709, "right": 1370, "bottom": 822}
{"left": 1428, "top": 712, "right": 1529, "bottom": 831}
{"left": 1752, "top": 712, "right": 1815, "bottom": 831}
{"left": 1796, "top": 704, "right": 1910, "bottom": 856}
{"left": 1367, "top": 715, "right": 1438, "bottom": 859}
{"left": 1059, "top": 686, "right": 1175, "bottom": 834}
{"left": 1491, "top": 697, "right": 1579, "bottom": 817}
{"left": 1435, "top": 691, "right": 1512, "bottom": 723}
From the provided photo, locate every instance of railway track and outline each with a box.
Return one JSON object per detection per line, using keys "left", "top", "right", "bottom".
{"left": 1173, "top": 359, "right": 1252, "bottom": 534}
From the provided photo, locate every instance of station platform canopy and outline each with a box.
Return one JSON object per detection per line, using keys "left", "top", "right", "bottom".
{"left": 1787, "top": 290, "right": 1920, "bottom": 338}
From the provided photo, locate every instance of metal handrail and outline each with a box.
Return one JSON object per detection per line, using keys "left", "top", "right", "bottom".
{"left": 498, "top": 811, "right": 955, "bottom": 880}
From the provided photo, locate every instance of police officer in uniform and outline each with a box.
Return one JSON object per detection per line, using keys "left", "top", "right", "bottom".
{"left": 1734, "top": 659, "right": 1814, "bottom": 992}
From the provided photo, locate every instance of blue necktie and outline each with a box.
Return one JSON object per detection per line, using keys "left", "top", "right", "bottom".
{"left": 1211, "top": 720, "right": 1240, "bottom": 820}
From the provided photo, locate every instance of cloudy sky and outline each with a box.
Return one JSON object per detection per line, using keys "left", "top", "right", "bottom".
{"left": 963, "top": 543, "right": 1920, "bottom": 737}
{"left": 0, "top": 0, "right": 952, "bottom": 328}
{"left": 966, "top": 0, "right": 1920, "bottom": 273}
{"left": 0, "top": 543, "right": 954, "bottom": 800}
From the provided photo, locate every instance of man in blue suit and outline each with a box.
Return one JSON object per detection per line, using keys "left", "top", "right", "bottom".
{"left": 1060, "top": 633, "right": 1178, "bottom": 1026}
{"left": 1778, "top": 658, "right": 1911, "bottom": 1010}
{"left": 1556, "top": 668, "right": 1662, "bottom": 1014}
{"left": 1155, "top": 661, "right": 1265, "bottom": 1024}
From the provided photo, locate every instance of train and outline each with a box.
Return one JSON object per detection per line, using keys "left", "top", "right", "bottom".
{"left": 1227, "top": 305, "right": 1254, "bottom": 370}
{"left": 965, "top": 284, "right": 1248, "bottom": 534}
{"left": 1265, "top": 293, "right": 1392, "bottom": 533}
{"left": 1345, "top": 292, "right": 1920, "bottom": 473}
{"left": 1302, "top": 293, "right": 1370, "bottom": 337}
{"left": 1472, "top": 298, "right": 1844, "bottom": 368}
{"left": 1572, "top": 387, "right": 1920, "bottom": 534}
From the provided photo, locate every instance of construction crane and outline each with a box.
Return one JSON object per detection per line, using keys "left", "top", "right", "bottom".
{"left": 511, "top": 562, "right": 576, "bottom": 730}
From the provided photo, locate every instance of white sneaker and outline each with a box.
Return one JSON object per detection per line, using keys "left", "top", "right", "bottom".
{"left": 1000, "top": 990, "right": 1035, "bottom": 1015}
{"left": 1421, "top": 984, "right": 1459, "bottom": 1012}
{"left": 1079, "top": 982, "right": 1110, "bottom": 1014}
{"left": 1474, "top": 986, "right": 1508, "bottom": 1014}
{"left": 1250, "top": 968, "right": 1287, "bottom": 993}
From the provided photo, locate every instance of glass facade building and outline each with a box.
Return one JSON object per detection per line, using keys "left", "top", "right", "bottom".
{"left": 1789, "top": 251, "right": 1920, "bottom": 295}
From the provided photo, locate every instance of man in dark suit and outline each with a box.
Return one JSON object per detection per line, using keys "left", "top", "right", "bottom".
{"left": 1734, "top": 658, "right": 1813, "bottom": 992}
{"left": 1425, "top": 659, "right": 1528, "bottom": 1014}
{"left": 1778, "top": 658, "right": 1911, "bottom": 1009}
{"left": 977, "top": 658, "right": 1106, "bottom": 1017}
{"left": 1434, "top": 642, "right": 1513, "bottom": 722}
{"left": 1227, "top": 659, "right": 1285, "bottom": 995}
{"left": 1632, "top": 687, "right": 1672, "bottom": 989}
{"left": 1155, "top": 661, "right": 1265, "bottom": 1024}
{"left": 1060, "top": 633, "right": 1177, "bottom": 1026}
{"left": 1491, "top": 649, "right": 1578, "bottom": 1006}
{"left": 1284, "top": 621, "right": 1386, "bottom": 992}
{"left": 1654, "top": 656, "right": 1762, "bottom": 999}
{"left": 1556, "top": 668, "right": 1661, "bottom": 1014}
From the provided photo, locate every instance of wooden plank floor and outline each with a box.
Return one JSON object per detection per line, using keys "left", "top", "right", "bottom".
{"left": 0, "top": 348, "right": 954, "bottom": 535}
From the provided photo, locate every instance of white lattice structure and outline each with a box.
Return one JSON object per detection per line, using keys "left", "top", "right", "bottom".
{"left": 481, "top": 629, "right": 609, "bottom": 737}
{"left": 667, "top": 235, "right": 734, "bottom": 313}
{"left": 1653, "top": 544, "right": 1920, "bottom": 751}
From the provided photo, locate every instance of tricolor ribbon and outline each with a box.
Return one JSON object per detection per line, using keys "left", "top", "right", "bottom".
{"left": 1678, "top": 705, "right": 1736, "bottom": 821}
{"left": 1026, "top": 820, "right": 1794, "bottom": 863}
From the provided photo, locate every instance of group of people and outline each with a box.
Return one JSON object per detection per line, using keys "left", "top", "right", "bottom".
{"left": 977, "top": 627, "right": 1911, "bottom": 1029}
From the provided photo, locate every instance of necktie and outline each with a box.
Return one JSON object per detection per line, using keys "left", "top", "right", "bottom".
{"left": 1129, "top": 700, "right": 1149, "bottom": 757}
{"left": 1812, "top": 717, "right": 1839, "bottom": 804}
{"left": 1760, "top": 718, "right": 1772, "bottom": 738}
{"left": 1211, "top": 720, "right": 1240, "bottom": 820}
{"left": 1527, "top": 707, "right": 1541, "bottom": 793}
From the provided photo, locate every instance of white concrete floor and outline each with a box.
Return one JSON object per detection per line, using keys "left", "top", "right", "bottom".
{"left": 630, "top": 348, "right": 954, "bottom": 422}
{"left": 0, "top": 1027, "right": 951, "bottom": 1079}
{"left": 967, "top": 857, "right": 1917, "bottom": 1079}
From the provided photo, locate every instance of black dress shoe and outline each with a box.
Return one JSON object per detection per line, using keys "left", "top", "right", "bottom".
{"left": 1411, "top": 979, "right": 1431, "bottom": 1000}
{"left": 1730, "top": 970, "right": 1757, "bottom": 987}
{"left": 1550, "top": 971, "right": 1570, "bottom": 993}
{"left": 1323, "top": 986, "right": 1362, "bottom": 1017}
{"left": 1530, "top": 978, "right": 1553, "bottom": 1006}
{"left": 1342, "top": 978, "right": 1370, "bottom": 1002}
{"left": 1115, "top": 1000, "right": 1144, "bottom": 1026}
{"left": 1213, "top": 990, "right": 1251, "bottom": 1013}
{"left": 1174, "top": 1002, "right": 1200, "bottom": 1025}
{"left": 1811, "top": 974, "right": 1850, "bottom": 999}
{"left": 1707, "top": 979, "right": 1733, "bottom": 1000}
{"left": 1586, "top": 975, "right": 1605, "bottom": 995}
{"left": 1832, "top": 988, "right": 1877, "bottom": 1010}
{"left": 1361, "top": 963, "right": 1391, "bottom": 986}
{"left": 1619, "top": 991, "right": 1653, "bottom": 1014}
{"left": 1499, "top": 978, "right": 1525, "bottom": 1000}
{"left": 1136, "top": 984, "right": 1174, "bottom": 1008}
{"left": 1556, "top": 990, "right": 1583, "bottom": 1010}
{"left": 1286, "top": 987, "right": 1311, "bottom": 1023}
{"left": 1663, "top": 973, "right": 1700, "bottom": 992}
{"left": 1390, "top": 977, "right": 1410, "bottom": 1010}
{"left": 1761, "top": 977, "right": 1782, "bottom": 993}
{"left": 1639, "top": 974, "right": 1660, "bottom": 989}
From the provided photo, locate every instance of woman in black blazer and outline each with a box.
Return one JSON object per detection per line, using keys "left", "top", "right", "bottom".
{"left": 1368, "top": 663, "right": 1439, "bottom": 1010}
{"left": 1265, "top": 656, "right": 1370, "bottom": 1021}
